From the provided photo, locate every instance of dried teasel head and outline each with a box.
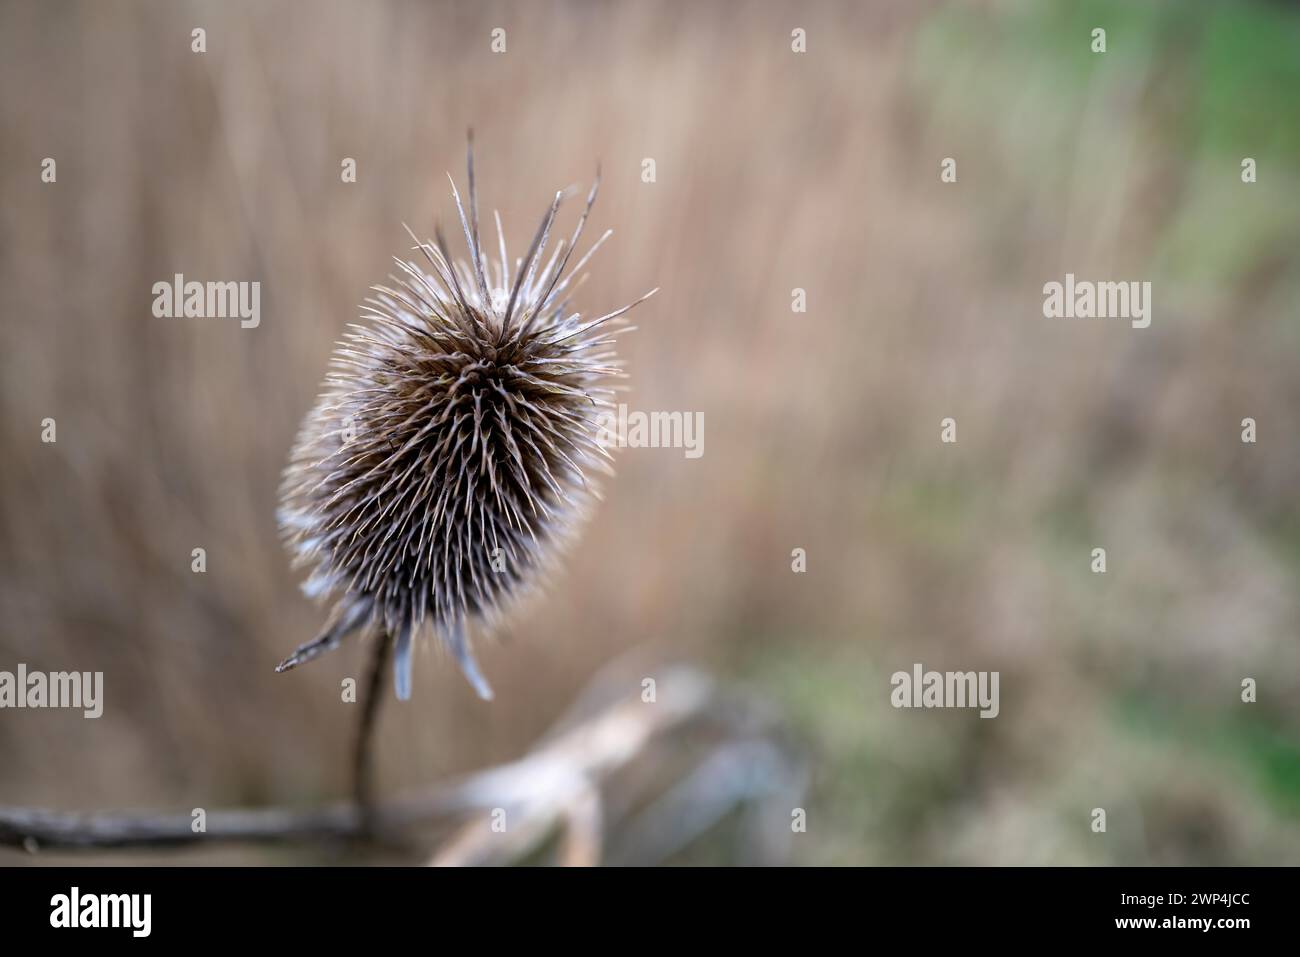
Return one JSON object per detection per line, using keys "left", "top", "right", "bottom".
{"left": 277, "top": 135, "right": 655, "bottom": 700}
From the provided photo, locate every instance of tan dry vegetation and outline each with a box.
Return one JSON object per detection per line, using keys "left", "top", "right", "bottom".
{"left": 2, "top": 0, "right": 1298, "bottom": 864}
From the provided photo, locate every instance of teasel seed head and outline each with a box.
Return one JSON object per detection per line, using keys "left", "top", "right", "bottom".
{"left": 277, "top": 134, "right": 656, "bottom": 700}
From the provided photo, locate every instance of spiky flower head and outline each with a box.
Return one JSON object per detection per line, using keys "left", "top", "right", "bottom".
{"left": 277, "top": 136, "right": 655, "bottom": 700}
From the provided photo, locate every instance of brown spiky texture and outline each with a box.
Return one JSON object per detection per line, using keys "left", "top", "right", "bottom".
{"left": 277, "top": 137, "right": 656, "bottom": 700}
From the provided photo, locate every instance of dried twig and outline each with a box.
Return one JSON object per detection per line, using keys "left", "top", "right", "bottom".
{"left": 353, "top": 632, "right": 393, "bottom": 827}
{"left": 0, "top": 664, "right": 806, "bottom": 864}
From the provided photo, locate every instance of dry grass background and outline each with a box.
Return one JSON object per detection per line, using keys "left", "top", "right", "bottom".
{"left": 2, "top": 0, "right": 1299, "bottom": 864}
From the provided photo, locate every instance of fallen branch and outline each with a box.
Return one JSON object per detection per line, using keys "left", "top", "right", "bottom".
{"left": 0, "top": 663, "right": 806, "bottom": 864}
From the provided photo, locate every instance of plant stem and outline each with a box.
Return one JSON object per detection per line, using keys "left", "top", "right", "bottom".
{"left": 353, "top": 632, "right": 393, "bottom": 831}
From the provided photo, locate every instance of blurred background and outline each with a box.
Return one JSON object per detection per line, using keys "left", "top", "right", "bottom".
{"left": 2, "top": 0, "right": 1300, "bottom": 865}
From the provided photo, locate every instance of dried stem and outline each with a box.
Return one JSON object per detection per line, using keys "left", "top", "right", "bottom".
{"left": 0, "top": 664, "right": 806, "bottom": 865}
{"left": 353, "top": 632, "right": 393, "bottom": 829}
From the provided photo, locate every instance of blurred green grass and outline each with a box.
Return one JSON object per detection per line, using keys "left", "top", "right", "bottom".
{"left": 725, "top": 0, "right": 1300, "bottom": 864}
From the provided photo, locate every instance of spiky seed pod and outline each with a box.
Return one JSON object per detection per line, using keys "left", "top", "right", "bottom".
{"left": 277, "top": 137, "right": 656, "bottom": 700}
